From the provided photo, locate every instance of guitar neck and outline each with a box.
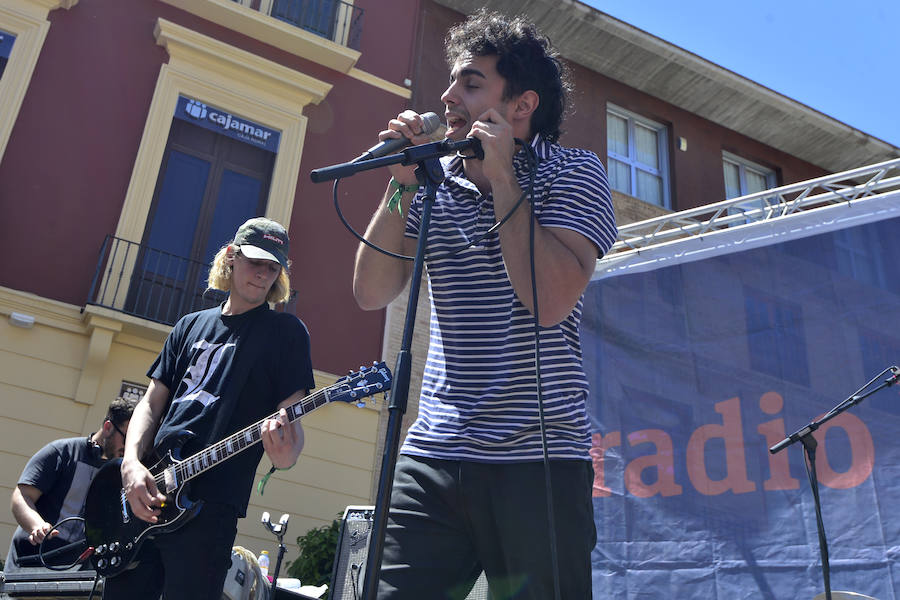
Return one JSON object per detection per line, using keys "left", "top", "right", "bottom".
{"left": 167, "top": 386, "right": 332, "bottom": 485}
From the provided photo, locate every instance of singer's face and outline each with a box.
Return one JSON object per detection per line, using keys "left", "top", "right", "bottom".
{"left": 442, "top": 54, "right": 512, "bottom": 141}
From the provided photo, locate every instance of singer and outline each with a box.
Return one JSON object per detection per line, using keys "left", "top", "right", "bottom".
{"left": 353, "top": 9, "right": 617, "bottom": 600}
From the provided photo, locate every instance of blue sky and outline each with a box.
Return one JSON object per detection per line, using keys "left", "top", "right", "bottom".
{"left": 582, "top": 0, "right": 900, "bottom": 148}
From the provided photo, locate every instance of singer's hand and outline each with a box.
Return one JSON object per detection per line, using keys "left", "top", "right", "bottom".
{"left": 383, "top": 110, "right": 436, "bottom": 185}
{"left": 468, "top": 108, "right": 517, "bottom": 188}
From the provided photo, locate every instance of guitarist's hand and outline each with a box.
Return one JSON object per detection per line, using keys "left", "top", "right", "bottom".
{"left": 261, "top": 407, "right": 304, "bottom": 469}
{"left": 121, "top": 457, "right": 167, "bottom": 523}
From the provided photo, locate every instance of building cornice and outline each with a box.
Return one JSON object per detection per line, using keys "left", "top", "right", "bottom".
{"left": 433, "top": 0, "right": 900, "bottom": 172}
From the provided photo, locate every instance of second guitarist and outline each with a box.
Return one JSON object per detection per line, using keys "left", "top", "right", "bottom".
{"left": 104, "top": 218, "right": 315, "bottom": 600}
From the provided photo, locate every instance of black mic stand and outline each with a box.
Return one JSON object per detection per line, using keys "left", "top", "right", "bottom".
{"left": 359, "top": 156, "right": 443, "bottom": 600}
{"left": 769, "top": 366, "right": 900, "bottom": 600}
{"left": 310, "top": 139, "right": 479, "bottom": 599}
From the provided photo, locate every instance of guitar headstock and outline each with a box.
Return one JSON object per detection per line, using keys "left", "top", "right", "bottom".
{"left": 331, "top": 361, "right": 392, "bottom": 407}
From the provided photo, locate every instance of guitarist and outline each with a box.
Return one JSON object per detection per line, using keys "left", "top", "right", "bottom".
{"left": 103, "top": 217, "right": 315, "bottom": 600}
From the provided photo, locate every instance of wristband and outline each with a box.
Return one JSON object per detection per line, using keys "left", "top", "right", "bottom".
{"left": 387, "top": 178, "right": 419, "bottom": 216}
{"left": 256, "top": 463, "right": 294, "bottom": 496}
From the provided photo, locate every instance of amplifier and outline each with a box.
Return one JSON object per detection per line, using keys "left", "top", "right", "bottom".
{"left": 328, "top": 506, "right": 489, "bottom": 600}
{"left": 0, "top": 567, "right": 101, "bottom": 599}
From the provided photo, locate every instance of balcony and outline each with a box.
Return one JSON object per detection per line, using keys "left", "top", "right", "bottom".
{"left": 233, "top": 0, "right": 364, "bottom": 50}
{"left": 86, "top": 235, "right": 227, "bottom": 326}
{"left": 87, "top": 235, "right": 299, "bottom": 326}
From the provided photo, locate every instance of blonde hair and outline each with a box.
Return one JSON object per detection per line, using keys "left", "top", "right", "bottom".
{"left": 207, "top": 244, "right": 292, "bottom": 304}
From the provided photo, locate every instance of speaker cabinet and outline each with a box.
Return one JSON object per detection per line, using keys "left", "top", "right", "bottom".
{"left": 329, "top": 506, "right": 489, "bottom": 600}
{"left": 329, "top": 506, "right": 373, "bottom": 600}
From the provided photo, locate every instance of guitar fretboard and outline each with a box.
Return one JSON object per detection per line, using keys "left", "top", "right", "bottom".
{"left": 153, "top": 386, "right": 333, "bottom": 489}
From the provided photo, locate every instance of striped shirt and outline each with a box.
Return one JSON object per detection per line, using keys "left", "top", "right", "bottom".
{"left": 401, "top": 135, "right": 617, "bottom": 462}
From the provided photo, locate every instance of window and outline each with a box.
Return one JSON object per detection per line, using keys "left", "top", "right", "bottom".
{"left": 125, "top": 107, "right": 277, "bottom": 323}
{"left": 93, "top": 20, "right": 330, "bottom": 324}
{"left": 271, "top": 0, "right": 339, "bottom": 40}
{"left": 0, "top": 29, "right": 14, "bottom": 80}
{"left": 723, "top": 152, "right": 777, "bottom": 223}
{"left": 607, "top": 105, "right": 670, "bottom": 208}
{"left": 0, "top": 0, "right": 75, "bottom": 165}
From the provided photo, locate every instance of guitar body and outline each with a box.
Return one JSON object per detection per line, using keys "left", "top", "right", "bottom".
{"left": 83, "top": 430, "right": 202, "bottom": 577}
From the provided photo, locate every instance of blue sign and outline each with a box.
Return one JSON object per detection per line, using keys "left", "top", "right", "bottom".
{"left": 582, "top": 205, "right": 900, "bottom": 598}
{"left": 173, "top": 96, "right": 280, "bottom": 153}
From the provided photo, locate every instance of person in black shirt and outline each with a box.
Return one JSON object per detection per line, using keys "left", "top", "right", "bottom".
{"left": 7, "top": 397, "right": 135, "bottom": 570}
{"left": 103, "top": 217, "right": 315, "bottom": 600}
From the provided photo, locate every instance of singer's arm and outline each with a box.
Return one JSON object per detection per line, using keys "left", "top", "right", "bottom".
{"left": 470, "top": 108, "right": 600, "bottom": 327}
{"left": 353, "top": 182, "right": 418, "bottom": 310}
{"left": 353, "top": 111, "right": 433, "bottom": 310}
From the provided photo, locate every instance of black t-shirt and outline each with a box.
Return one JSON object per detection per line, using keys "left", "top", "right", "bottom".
{"left": 10, "top": 436, "right": 106, "bottom": 567}
{"left": 149, "top": 303, "right": 314, "bottom": 515}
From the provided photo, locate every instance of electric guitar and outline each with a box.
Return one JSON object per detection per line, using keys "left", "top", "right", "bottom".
{"left": 83, "top": 362, "right": 391, "bottom": 577}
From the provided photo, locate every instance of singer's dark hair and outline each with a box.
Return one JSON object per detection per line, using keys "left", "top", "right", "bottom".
{"left": 445, "top": 9, "right": 571, "bottom": 143}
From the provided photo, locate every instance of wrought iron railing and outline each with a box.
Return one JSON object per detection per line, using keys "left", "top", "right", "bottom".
{"left": 235, "top": 0, "right": 364, "bottom": 50}
{"left": 86, "top": 235, "right": 227, "bottom": 326}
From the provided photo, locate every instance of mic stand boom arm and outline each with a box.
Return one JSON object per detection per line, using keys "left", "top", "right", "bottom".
{"left": 309, "top": 138, "right": 481, "bottom": 183}
{"left": 769, "top": 366, "right": 899, "bottom": 600}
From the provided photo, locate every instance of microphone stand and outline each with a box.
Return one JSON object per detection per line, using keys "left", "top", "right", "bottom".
{"left": 769, "top": 366, "right": 900, "bottom": 600}
{"left": 261, "top": 512, "right": 290, "bottom": 599}
{"left": 310, "top": 140, "right": 475, "bottom": 600}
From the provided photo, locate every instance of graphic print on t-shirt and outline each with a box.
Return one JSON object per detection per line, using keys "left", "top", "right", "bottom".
{"left": 171, "top": 339, "right": 236, "bottom": 408}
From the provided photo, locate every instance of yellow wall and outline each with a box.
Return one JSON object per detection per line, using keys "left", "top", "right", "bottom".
{"left": 0, "top": 285, "right": 381, "bottom": 566}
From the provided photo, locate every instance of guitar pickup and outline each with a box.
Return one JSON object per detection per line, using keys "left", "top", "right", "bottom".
{"left": 163, "top": 466, "right": 178, "bottom": 493}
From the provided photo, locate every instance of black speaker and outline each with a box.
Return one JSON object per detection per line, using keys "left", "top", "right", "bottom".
{"left": 329, "top": 505, "right": 373, "bottom": 600}
{"left": 329, "top": 505, "right": 490, "bottom": 600}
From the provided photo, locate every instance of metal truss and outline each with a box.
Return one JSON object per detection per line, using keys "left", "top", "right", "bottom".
{"left": 606, "top": 157, "right": 900, "bottom": 259}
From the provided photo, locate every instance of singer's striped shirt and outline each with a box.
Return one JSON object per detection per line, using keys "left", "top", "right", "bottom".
{"left": 401, "top": 135, "right": 617, "bottom": 462}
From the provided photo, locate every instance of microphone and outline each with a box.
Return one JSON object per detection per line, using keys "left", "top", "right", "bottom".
{"left": 309, "top": 135, "right": 483, "bottom": 183}
{"left": 353, "top": 112, "right": 445, "bottom": 162}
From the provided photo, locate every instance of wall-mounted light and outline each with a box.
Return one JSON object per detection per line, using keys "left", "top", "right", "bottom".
{"left": 9, "top": 312, "right": 35, "bottom": 329}
{"left": 678, "top": 137, "right": 688, "bottom": 152}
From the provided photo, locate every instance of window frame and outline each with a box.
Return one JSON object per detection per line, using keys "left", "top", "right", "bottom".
{"left": 722, "top": 151, "right": 777, "bottom": 199}
{"left": 606, "top": 103, "right": 671, "bottom": 209}
{"left": 99, "top": 18, "right": 331, "bottom": 315}
{"left": 0, "top": 0, "right": 77, "bottom": 165}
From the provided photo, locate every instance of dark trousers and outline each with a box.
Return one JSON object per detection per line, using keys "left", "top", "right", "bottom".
{"left": 377, "top": 455, "right": 597, "bottom": 599}
{"left": 102, "top": 503, "right": 238, "bottom": 600}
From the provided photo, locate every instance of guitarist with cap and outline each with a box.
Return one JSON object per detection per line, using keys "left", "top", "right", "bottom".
{"left": 103, "top": 217, "right": 315, "bottom": 600}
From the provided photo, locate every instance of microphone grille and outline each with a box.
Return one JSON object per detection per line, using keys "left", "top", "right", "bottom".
{"left": 421, "top": 112, "right": 447, "bottom": 141}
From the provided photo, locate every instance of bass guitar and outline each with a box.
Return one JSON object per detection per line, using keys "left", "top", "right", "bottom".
{"left": 83, "top": 361, "right": 391, "bottom": 577}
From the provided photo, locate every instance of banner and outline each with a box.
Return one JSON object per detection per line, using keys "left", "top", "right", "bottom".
{"left": 583, "top": 195, "right": 900, "bottom": 599}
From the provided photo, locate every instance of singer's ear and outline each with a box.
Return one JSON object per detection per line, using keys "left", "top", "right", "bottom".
{"left": 513, "top": 90, "right": 539, "bottom": 122}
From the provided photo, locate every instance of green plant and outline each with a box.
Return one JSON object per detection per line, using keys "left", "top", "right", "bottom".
{"left": 286, "top": 517, "right": 340, "bottom": 598}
